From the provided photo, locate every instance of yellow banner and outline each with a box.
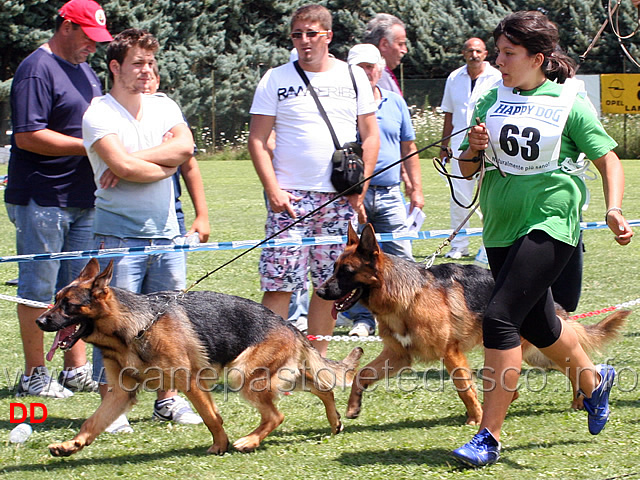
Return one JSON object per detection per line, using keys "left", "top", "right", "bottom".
{"left": 601, "top": 74, "right": 640, "bottom": 114}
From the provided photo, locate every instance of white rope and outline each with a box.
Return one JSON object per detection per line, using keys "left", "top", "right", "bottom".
{"left": 0, "top": 293, "right": 50, "bottom": 309}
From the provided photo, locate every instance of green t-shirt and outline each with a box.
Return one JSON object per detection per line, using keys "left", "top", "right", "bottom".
{"left": 462, "top": 81, "right": 617, "bottom": 248}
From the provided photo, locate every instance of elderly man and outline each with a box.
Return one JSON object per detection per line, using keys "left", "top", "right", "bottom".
{"left": 363, "top": 13, "right": 408, "bottom": 95}
{"left": 344, "top": 43, "right": 423, "bottom": 337}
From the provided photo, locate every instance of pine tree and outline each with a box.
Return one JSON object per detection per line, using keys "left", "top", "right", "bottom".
{"left": 3, "top": 0, "right": 640, "bottom": 145}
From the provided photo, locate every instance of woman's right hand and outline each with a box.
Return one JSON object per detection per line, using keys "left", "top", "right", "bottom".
{"left": 467, "top": 123, "right": 489, "bottom": 155}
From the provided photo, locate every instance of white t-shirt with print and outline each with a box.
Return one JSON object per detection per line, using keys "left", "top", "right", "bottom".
{"left": 250, "top": 59, "right": 376, "bottom": 192}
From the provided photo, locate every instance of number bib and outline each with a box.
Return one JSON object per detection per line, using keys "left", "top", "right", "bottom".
{"left": 485, "top": 83, "right": 577, "bottom": 175}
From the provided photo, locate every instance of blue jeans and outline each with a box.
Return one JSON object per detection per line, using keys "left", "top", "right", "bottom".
{"left": 92, "top": 235, "right": 186, "bottom": 383}
{"left": 349, "top": 185, "right": 414, "bottom": 330}
{"left": 6, "top": 200, "right": 95, "bottom": 302}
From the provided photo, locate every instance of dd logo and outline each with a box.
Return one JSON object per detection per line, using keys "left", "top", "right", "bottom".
{"left": 9, "top": 402, "right": 48, "bottom": 423}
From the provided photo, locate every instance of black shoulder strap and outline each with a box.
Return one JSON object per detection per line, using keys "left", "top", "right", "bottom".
{"left": 348, "top": 63, "right": 358, "bottom": 97}
{"left": 294, "top": 60, "right": 341, "bottom": 150}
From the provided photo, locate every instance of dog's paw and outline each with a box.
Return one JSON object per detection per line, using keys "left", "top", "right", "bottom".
{"left": 332, "top": 421, "right": 344, "bottom": 435}
{"left": 572, "top": 395, "right": 584, "bottom": 410}
{"left": 233, "top": 435, "right": 260, "bottom": 453}
{"left": 345, "top": 406, "right": 360, "bottom": 419}
{"left": 48, "top": 440, "right": 84, "bottom": 457}
{"left": 207, "top": 442, "right": 228, "bottom": 455}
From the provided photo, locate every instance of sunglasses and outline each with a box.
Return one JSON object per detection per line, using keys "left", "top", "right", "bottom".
{"left": 290, "top": 31, "right": 330, "bottom": 40}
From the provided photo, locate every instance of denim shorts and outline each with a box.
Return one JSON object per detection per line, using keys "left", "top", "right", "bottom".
{"left": 92, "top": 234, "right": 186, "bottom": 384}
{"left": 93, "top": 235, "right": 186, "bottom": 293}
{"left": 6, "top": 200, "right": 95, "bottom": 302}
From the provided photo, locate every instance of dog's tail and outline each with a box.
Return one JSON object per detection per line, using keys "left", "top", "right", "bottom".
{"left": 573, "top": 309, "right": 630, "bottom": 355}
{"left": 523, "top": 310, "right": 631, "bottom": 370}
{"left": 300, "top": 340, "right": 363, "bottom": 391}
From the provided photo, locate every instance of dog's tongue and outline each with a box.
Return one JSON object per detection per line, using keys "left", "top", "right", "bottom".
{"left": 46, "top": 325, "right": 75, "bottom": 362}
{"left": 46, "top": 331, "right": 63, "bottom": 362}
{"left": 331, "top": 303, "right": 338, "bottom": 320}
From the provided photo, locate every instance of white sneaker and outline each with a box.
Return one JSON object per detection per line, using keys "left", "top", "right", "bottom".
{"left": 58, "top": 362, "right": 99, "bottom": 392}
{"left": 349, "top": 323, "right": 375, "bottom": 337}
{"left": 105, "top": 414, "right": 133, "bottom": 434}
{"left": 474, "top": 245, "right": 489, "bottom": 268}
{"left": 152, "top": 396, "right": 203, "bottom": 425}
{"left": 16, "top": 366, "right": 73, "bottom": 399}
{"left": 444, "top": 247, "right": 469, "bottom": 260}
{"left": 289, "top": 315, "right": 308, "bottom": 334}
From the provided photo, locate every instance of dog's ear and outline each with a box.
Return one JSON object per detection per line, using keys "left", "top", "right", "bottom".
{"left": 357, "top": 223, "right": 381, "bottom": 256}
{"left": 347, "top": 222, "right": 359, "bottom": 246}
{"left": 76, "top": 258, "right": 101, "bottom": 283}
{"left": 91, "top": 260, "right": 114, "bottom": 297}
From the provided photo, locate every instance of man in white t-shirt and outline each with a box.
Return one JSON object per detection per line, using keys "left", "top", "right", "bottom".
{"left": 440, "top": 37, "right": 502, "bottom": 260}
{"left": 248, "top": 4, "right": 380, "bottom": 356}
{"left": 82, "top": 28, "right": 201, "bottom": 433}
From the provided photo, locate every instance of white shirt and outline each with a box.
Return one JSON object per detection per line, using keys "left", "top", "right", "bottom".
{"left": 441, "top": 62, "right": 502, "bottom": 153}
{"left": 83, "top": 93, "right": 185, "bottom": 238}
{"left": 250, "top": 60, "right": 376, "bottom": 192}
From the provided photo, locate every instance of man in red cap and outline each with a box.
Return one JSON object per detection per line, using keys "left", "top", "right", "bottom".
{"left": 6, "top": 0, "right": 112, "bottom": 399}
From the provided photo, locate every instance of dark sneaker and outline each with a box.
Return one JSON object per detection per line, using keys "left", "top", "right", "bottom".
{"left": 16, "top": 366, "right": 73, "bottom": 399}
{"left": 452, "top": 428, "right": 501, "bottom": 467}
{"left": 580, "top": 364, "right": 615, "bottom": 435}
{"left": 58, "top": 362, "right": 99, "bottom": 392}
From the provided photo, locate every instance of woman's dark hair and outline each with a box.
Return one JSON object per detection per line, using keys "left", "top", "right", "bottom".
{"left": 493, "top": 11, "right": 576, "bottom": 83}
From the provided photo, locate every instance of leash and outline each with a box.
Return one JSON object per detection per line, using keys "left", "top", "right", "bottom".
{"left": 183, "top": 126, "right": 473, "bottom": 292}
{"left": 423, "top": 119, "right": 505, "bottom": 267}
{"left": 581, "top": 0, "right": 640, "bottom": 68}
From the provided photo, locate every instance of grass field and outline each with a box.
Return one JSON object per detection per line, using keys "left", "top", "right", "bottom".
{"left": 0, "top": 156, "right": 639, "bottom": 479}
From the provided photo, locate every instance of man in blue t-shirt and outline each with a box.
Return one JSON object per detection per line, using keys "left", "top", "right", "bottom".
{"left": 345, "top": 44, "right": 424, "bottom": 337}
{"left": 6, "top": 0, "right": 112, "bottom": 398}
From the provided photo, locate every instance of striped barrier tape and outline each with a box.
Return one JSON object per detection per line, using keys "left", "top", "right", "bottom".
{"left": 0, "top": 219, "right": 637, "bottom": 264}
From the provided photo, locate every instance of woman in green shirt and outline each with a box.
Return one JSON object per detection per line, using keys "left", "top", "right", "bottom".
{"left": 452, "top": 11, "right": 633, "bottom": 467}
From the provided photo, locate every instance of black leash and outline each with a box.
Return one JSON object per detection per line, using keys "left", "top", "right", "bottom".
{"left": 183, "top": 126, "right": 473, "bottom": 292}
{"left": 423, "top": 118, "right": 506, "bottom": 266}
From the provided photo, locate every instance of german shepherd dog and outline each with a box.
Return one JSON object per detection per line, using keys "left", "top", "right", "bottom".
{"left": 36, "top": 258, "right": 362, "bottom": 457}
{"left": 316, "top": 224, "right": 630, "bottom": 425}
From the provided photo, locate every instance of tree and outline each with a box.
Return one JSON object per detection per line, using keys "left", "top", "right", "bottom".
{"left": 2, "top": 0, "right": 640, "bottom": 146}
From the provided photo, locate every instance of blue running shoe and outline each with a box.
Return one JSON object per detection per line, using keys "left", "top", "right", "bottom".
{"left": 580, "top": 364, "right": 615, "bottom": 435}
{"left": 452, "top": 428, "right": 501, "bottom": 467}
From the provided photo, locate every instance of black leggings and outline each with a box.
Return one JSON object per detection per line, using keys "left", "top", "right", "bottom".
{"left": 484, "top": 230, "right": 577, "bottom": 350}
{"left": 550, "top": 232, "right": 584, "bottom": 312}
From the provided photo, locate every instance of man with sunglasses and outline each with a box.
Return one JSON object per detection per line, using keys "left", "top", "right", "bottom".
{"left": 249, "top": 4, "right": 379, "bottom": 356}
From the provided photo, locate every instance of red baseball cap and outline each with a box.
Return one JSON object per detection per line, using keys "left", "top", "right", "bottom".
{"left": 58, "top": 0, "right": 113, "bottom": 42}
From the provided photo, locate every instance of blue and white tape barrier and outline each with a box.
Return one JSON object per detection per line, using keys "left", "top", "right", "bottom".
{"left": 0, "top": 220, "right": 637, "bottom": 264}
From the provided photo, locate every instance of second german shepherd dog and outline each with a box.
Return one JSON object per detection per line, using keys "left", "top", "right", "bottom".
{"left": 37, "top": 258, "right": 362, "bottom": 457}
{"left": 317, "top": 224, "right": 630, "bottom": 425}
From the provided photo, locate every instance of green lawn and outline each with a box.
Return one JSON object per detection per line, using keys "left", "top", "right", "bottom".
{"left": 0, "top": 157, "right": 639, "bottom": 479}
